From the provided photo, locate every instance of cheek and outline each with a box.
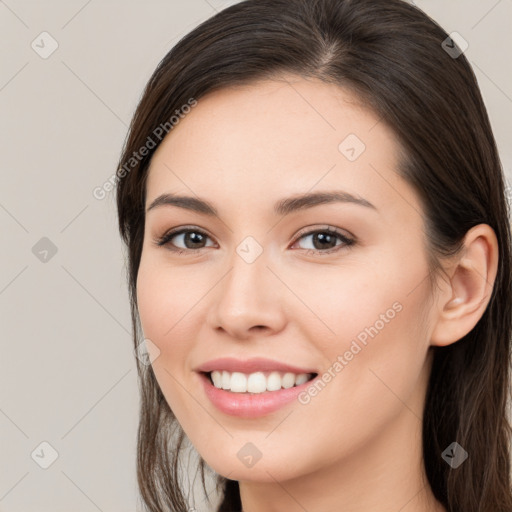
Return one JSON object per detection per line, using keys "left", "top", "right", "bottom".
{"left": 291, "top": 249, "right": 432, "bottom": 414}
{"left": 136, "top": 256, "right": 203, "bottom": 344}
{"left": 136, "top": 261, "right": 200, "bottom": 422}
{"left": 281, "top": 252, "right": 415, "bottom": 350}
{"left": 136, "top": 261, "right": 167, "bottom": 341}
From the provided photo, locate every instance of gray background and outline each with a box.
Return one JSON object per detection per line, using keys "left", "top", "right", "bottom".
{"left": 1, "top": 1, "right": 511, "bottom": 511}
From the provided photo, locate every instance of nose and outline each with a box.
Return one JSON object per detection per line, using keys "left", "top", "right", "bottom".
{"left": 206, "top": 248, "right": 287, "bottom": 340}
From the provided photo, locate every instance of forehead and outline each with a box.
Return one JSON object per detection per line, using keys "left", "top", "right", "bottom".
{"left": 146, "top": 77, "right": 419, "bottom": 222}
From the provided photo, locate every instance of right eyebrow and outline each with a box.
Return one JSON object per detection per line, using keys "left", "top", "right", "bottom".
{"left": 145, "top": 190, "right": 377, "bottom": 217}
{"left": 146, "top": 194, "right": 217, "bottom": 215}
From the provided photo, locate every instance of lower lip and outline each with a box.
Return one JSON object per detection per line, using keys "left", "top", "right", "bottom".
{"left": 198, "top": 372, "right": 317, "bottom": 418}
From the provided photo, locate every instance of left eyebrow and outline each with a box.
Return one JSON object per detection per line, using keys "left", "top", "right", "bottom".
{"left": 145, "top": 190, "right": 377, "bottom": 216}
{"left": 274, "top": 190, "right": 377, "bottom": 216}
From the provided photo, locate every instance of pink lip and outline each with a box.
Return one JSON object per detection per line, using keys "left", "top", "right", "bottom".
{"left": 194, "top": 357, "right": 317, "bottom": 374}
{"left": 197, "top": 371, "right": 318, "bottom": 418}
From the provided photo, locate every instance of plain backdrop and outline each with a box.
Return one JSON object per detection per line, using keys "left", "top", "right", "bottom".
{"left": 1, "top": 1, "right": 511, "bottom": 511}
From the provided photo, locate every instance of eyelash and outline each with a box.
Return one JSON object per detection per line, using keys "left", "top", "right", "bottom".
{"left": 154, "top": 225, "right": 355, "bottom": 256}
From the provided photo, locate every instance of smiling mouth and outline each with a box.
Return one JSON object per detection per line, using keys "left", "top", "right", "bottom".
{"left": 202, "top": 370, "right": 318, "bottom": 394}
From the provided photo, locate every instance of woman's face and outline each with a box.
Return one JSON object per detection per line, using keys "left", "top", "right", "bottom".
{"left": 137, "top": 77, "right": 438, "bottom": 482}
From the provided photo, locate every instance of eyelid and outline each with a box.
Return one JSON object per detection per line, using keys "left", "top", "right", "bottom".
{"left": 154, "top": 224, "right": 355, "bottom": 254}
{"left": 289, "top": 225, "right": 355, "bottom": 253}
{"left": 292, "top": 224, "right": 354, "bottom": 243}
{"left": 154, "top": 225, "right": 214, "bottom": 248}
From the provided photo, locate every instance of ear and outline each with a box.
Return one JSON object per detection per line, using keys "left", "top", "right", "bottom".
{"left": 430, "top": 224, "right": 499, "bottom": 347}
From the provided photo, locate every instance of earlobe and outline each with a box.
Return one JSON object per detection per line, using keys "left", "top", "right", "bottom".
{"left": 429, "top": 224, "right": 499, "bottom": 347}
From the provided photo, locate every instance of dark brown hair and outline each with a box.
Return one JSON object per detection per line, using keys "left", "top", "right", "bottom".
{"left": 115, "top": 0, "right": 512, "bottom": 510}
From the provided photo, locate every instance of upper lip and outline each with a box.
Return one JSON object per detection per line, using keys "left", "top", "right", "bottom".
{"left": 195, "top": 357, "right": 318, "bottom": 375}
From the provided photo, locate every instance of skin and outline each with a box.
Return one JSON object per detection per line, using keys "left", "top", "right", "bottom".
{"left": 136, "top": 76, "right": 498, "bottom": 512}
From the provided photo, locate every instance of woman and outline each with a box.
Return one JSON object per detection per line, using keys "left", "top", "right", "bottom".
{"left": 115, "top": 0, "right": 512, "bottom": 510}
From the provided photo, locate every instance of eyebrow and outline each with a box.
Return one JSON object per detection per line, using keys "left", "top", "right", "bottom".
{"left": 146, "top": 190, "right": 377, "bottom": 217}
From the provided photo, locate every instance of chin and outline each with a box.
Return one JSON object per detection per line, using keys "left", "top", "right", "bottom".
{"left": 199, "top": 446, "right": 306, "bottom": 484}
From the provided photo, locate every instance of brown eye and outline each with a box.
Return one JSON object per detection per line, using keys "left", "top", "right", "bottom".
{"left": 155, "top": 227, "right": 215, "bottom": 253}
{"left": 292, "top": 228, "right": 355, "bottom": 254}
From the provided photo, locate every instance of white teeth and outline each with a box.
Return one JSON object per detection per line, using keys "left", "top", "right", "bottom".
{"left": 247, "top": 372, "right": 267, "bottom": 393}
{"left": 221, "top": 371, "right": 230, "bottom": 390}
{"left": 295, "top": 373, "right": 309, "bottom": 386}
{"left": 282, "top": 373, "right": 295, "bottom": 389}
{"left": 230, "top": 372, "right": 247, "bottom": 392}
{"left": 211, "top": 371, "right": 223, "bottom": 388}
{"left": 266, "top": 371, "right": 282, "bottom": 391}
{"left": 209, "top": 370, "right": 314, "bottom": 393}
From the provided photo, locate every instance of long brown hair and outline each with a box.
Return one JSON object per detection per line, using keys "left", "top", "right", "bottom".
{"left": 115, "top": 0, "right": 512, "bottom": 510}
